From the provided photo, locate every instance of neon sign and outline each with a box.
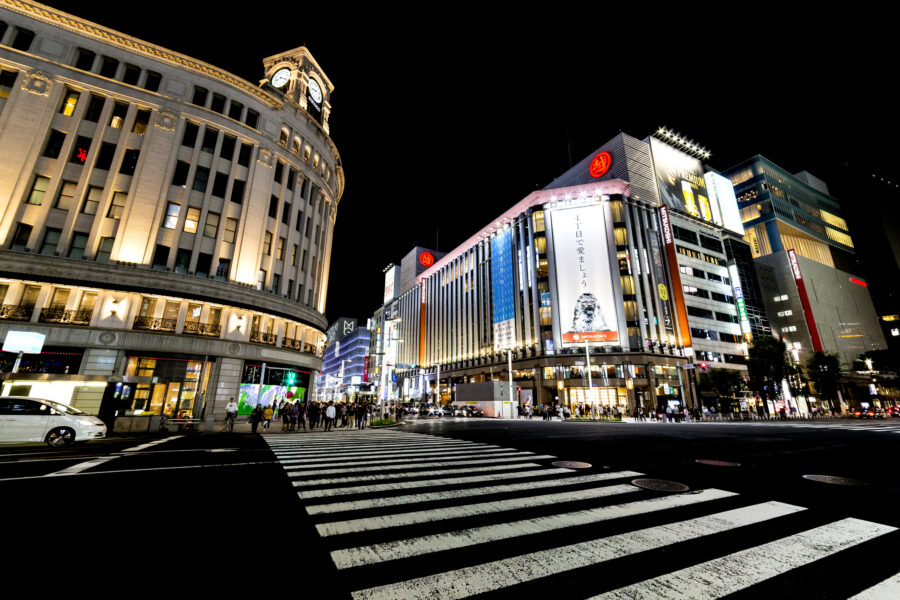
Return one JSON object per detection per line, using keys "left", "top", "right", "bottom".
{"left": 589, "top": 152, "right": 612, "bottom": 178}
{"left": 419, "top": 251, "right": 435, "bottom": 267}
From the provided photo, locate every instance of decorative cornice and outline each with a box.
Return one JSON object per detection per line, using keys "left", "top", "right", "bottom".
{"left": 20, "top": 68, "right": 52, "bottom": 95}
{"left": 2, "top": 0, "right": 282, "bottom": 108}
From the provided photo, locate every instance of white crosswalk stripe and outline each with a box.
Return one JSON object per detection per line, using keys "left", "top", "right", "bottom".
{"left": 264, "top": 430, "right": 898, "bottom": 599}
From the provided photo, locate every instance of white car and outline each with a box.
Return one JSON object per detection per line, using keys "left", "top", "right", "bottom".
{"left": 0, "top": 396, "right": 107, "bottom": 447}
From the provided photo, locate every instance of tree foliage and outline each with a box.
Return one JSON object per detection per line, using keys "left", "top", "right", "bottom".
{"left": 806, "top": 351, "right": 841, "bottom": 402}
{"left": 747, "top": 336, "right": 787, "bottom": 400}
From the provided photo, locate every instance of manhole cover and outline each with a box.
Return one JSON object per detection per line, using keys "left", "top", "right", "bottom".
{"left": 695, "top": 459, "right": 741, "bottom": 467}
{"left": 802, "top": 474, "right": 868, "bottom": 486}
{"left": 631, "top": 479, "right": 690, "bottom": 492}
{"left": 552, "top": 461, "right": 592, "bottom": 469}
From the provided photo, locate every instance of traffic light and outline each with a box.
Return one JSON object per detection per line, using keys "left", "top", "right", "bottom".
{"left": 698, "top": 361, "right": 708, "bottom": 372}
{"left": 284, "top": 371, "right": 297, "bottom": 386}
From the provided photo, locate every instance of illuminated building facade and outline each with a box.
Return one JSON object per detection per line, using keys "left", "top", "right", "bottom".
{"left": 0, "top": 1, "right": 341, "bottom": 426}
{"left": 723, "top": 156, "right": 886, "bottom": 367}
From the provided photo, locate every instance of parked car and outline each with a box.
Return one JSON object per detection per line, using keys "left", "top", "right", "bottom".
{"left": 0, "top": 396, "right": 106, "bottom": 447}
{"left": 462, "top": 406, "right": 484, "bottom": 418}
{"left": 427, "top": 406, "right": 444, "bottom": 417}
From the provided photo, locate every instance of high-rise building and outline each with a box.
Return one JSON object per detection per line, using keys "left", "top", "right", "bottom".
{"left": 320, "top": 318, "right": 370, "bottom": 401}
{"left": 721, "top": 156, "right": 886, "bottom": 367}
{"left": 0, "top": 1, "right": 342, "bottom": 427}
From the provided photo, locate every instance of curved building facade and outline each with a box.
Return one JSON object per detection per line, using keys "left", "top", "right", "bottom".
{"left": 0, "top": 1, "right": 342, "bottom": 426}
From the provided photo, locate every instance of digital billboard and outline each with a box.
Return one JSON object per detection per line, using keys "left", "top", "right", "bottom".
{"left": 650, "top": 137, "right": 714, "bottom": 222}
{"left": 238, "top": 384, "right": 306, "bottom": 415}
{"left": 491, "top": 227, "right": 517, "bottom": 350}
{"left": 550, "top": 203, "right": 622, "bottom": 346}
{"left": 383, "top": 265, "right": 398, "bottom": 305}
{"left": 706, "top": 172, "right": 743, "bottom": 235}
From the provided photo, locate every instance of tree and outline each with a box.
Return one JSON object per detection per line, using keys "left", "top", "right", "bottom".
{"left": 806, "top": 351, "right": 841, "bottom": 410}
{"left": 697, "top": 368, "right": 745, "bottom": 412}
{"left": 747, "top": 336, "right": 787, "bottom": 414}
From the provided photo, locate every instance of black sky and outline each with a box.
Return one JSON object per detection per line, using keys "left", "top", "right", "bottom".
{"left": 39, "top": 2, "right": 897, "bottom": 325}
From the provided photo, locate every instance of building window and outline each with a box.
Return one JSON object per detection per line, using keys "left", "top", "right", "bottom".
{"left": 10, "top": 223, "right": 32, "bottom": 251}
{"left": 59, "top": 90, "right": 80, "bottom": 116}
{"left": 223, "top": 218, "right": 238, "bottom": 243}
{"left": 210, "top": 93, "right": 226, "bottom": 114}
{"left": 74, "top": 48, "right": 96, "bottom": 71}
{"left": 132, "top": 109, "right": 150, "bottom": 134}
{"left": 295, "top": 210, "right": 303, "bottom": 232}
{"left": 287, "top": 169, "right": 297, "bottom": 191}
{"left": 263, "top": 232, "right": 272, "bottom": 255}
{"left": 305, "top": 216, "right": 312, "bottom": 237}
{"left": 220, "top": 135, "right": 236, "bottom": 159}
{"left": 272, "top": 274, "right": 281, "bottom": 294}
{"left": 268, "top": 196, "right": 278, "bottom": 219}
{"left": 257, "top": 269, "right": 266, "bottom": 290}
{"left": 122, "top": 64, "right": 141, "bottom": 85}
{"left": 82, "top": 186, "right": 102, "bottom": 215}
{"left": 228, "top": 101, "right": 243, "bottom": 121}
{"left": 216, "top": 259, "right": 230, "bottom": 281}
{"left": 201, "top": 128, "right": 218, "bottom": 153}
{"left": 163, "top": 203, "right": 180, "bottom": 229}
{"left": 182, "top": 122, "right": 199, "bottom": 147}
{"left": 238, "top": 143, "right": 252, "bottom": 167}
{"left": 192, "top": 167, "right": 210, "bottom": 193}
{"left": 0, "top": 69, "right": 18, "bottom": 99}
{"left": 68, "top": 233, "right": 89, "bottom": 259}
{"left": 96, "top": 237, "right": 114, "bottom": 262}
{"left": 276, "top": 237, "right": 285, "bottom": 261}
{"left": 291, "top": 138, "right": 301, "bottom": 156}
{"left": 211, "top": 172, "right": 228, "bottom": 198}
{"left": 291, "top": 244, "right": 298, "bottom": 266}
{"left": 192, "top": 86, "right": 208, "bottom": 106}
{"left": 195, "top": 253, "right": 212, "bottom": 278}
{"left": 230, "top": 179, "right": 245, "bottom": 204}
{"left": 143, "top": 71, "right": 161, "bottom": 92}
{"left": 152, "top": 244, "right": 170, "bottom": 270}
{"left": 281, "top": 203, "right": 290, "bottom": 225}
{"left": 42, "top": 130, "right": 66, "bottom": 159}
{"left": 69, "top": 136, "right": 91, "bottom": 164}
{"left": 83, "top": 94, "right": 105, "bottom": 122}
{"left": 27, "top": 175, "right": 50, "bottom": 205}
{"left": 55, "top": 181, "right": 77, "bottom": 210}
{"left": 274, "top": 161, "right": 284, "bottom": 183}
{"left": 303, "top": 145, "right": 311, "bottom": 162}
{"left": 99, "top": 56, "right": 119, "bottom": 78}
{"left": 40, "top": 228, "right": 61, "bottom": 255}
{"left": 119, "top": 149, "right": 139, "bottom": 175}
{"left": 301, "top": 249, "right": 308, "bottom": 271}
{"left": 172, "top": 161, "right": 190, "bottom": 187}
{"left": 109, "top": 102, "right": 128, "bottom": 128}
{"left": 184, "top": 207, "right": 200, "bottom": 233}
{"left": 107, "top": 192, "right": 127, "bottom": 219}
{"left": 204, "top": 212, "right": 220, "bottom": 238}
{"left": 245, "top": 109, "right": 259, "bottom": 129}
{"left": 95, "top": 143, "right": 116, "bottom": 171}
{"left": 174, "top": 248, "right": 191, "bottom": 274}
{"left": 279, "top": 129, "right": 289, "bottom": 147}
{"left": 11, "top": 27, "right": 36, "bottom": 51}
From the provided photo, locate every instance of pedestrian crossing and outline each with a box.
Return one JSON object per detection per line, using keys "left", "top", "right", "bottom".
{"left": 265, "top": 430, "right": 899, "bottom": 599}
{"left": 692, "top": 420, "right": 900, "bottom": 434}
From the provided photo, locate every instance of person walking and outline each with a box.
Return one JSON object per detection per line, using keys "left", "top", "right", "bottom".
{"left": 250, "top": 404, "right": 264, "bottom": 433}
{"left": 262, "top": 404, "right": 274, "bottom": 430}
{"left": 339, "top": 403, "right": 348, "bottom": 428}
{"left": 289, "top": 402, "right": 299, "bottom": 431}
{"left": 324, "top": 401, "right": 336, "bottom": 432}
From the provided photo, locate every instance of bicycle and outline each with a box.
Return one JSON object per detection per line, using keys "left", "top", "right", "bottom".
{"left": 224, "top": 413, "right": 236, "bottom": 432}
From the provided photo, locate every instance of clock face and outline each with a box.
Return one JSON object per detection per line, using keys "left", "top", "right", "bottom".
{"left": 271, "top": 68, "right": 291, "bottom": 88}
{"left": 307, "top": 78, "right": 323, "bottom": 104}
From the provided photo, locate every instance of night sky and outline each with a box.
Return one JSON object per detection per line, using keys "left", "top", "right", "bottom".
{"left": 38, "top": 2, "right": 895, "bottom": 326}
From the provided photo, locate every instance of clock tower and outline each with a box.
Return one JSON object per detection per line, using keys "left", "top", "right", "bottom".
{"left": 262, "top": 46, "right": 334, "bottom": 133}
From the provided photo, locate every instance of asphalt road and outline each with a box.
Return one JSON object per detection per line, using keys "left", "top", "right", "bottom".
{"left": 2, "top": 417, "right": 899, "bottom": 598}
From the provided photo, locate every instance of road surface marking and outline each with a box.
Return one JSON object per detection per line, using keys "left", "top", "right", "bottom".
{"left": 317, "top": 483, "right": 639, "bottom": 536}
{"left": 307, "top": 470, "right": 644, "bottom": 514}
{"left": 285, "top": 454, "right": 555, "bottom": 478}
{"left": 297, "top": 466, "right": 568, "bottom": 497}
{"left": 272, "top": 442, "right": 494, "bottom": 456}
{"left": 45, "top": 435, "right": 183, "bottom": 477}
{"left": 332, "top": 488, "right": 735, "bottom": 569}
{"left": 850, "top": 570, "right": 900, "bottom": 599}
{"left": 597, "top": 518, "right": 897, "bottom": 599}
{"left": 349, "top": 500, "right": 802, "bottom": 600}
{"left": 279, "top": 447, "right": 522, "bottom": 465}
{"left": 292, "top": 464, "right": 545, "bottom": 487}
{"left": 0, "top": 460, "right": 276, "bottom": 481}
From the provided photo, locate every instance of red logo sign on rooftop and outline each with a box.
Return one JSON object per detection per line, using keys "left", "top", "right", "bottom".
{"left": 589, "top": 152, "right": 612, "bottom": 178}
{"left": 419, "top": 252, "right": 435, "bottom": 267}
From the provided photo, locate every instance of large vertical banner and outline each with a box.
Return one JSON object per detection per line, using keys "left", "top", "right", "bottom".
{"left": 787, "top": 249, "right": 823, "bottom": 352}
{"left": 491, "top": 228, "right": 517, "bottom": 351}
{"left": 647, "top": 231, "right": 675, "bottom": 335}
{"left": 550, "top": 204, "right": 622, "bottom": 346}
{"left": 659, "top": 206, "right": 693, "bottom": 348}
{"left": 650, "top": 137, "right": 715, "bottom": 223}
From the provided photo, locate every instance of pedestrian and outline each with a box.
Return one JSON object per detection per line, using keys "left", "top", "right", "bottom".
{"left": 281, "top": 403, "right": 290, "bottom": 431}
{"left": 289, "top": 402, "right": 299, "bottom": 431}
{"left": 683, "top": 407, "right": 690, "bottom": 423}
{"left": 340, "top": 403, "right": 348, "bottom": 428}
{"left": 666, "top": 405, "right": 673, "bottom": 422}
{"left": 324, "top": 401, "right": 336, "bottom": 432}
{"left": 250, "top": 404, "right": 263, "bottom": 433}
{"left": 262, "top": 404, "right": 274, "bottom": 430}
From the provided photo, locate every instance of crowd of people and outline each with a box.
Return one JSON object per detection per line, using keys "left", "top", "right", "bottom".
{"left": 244, "top": 399, "right": 378, "bottom": 433}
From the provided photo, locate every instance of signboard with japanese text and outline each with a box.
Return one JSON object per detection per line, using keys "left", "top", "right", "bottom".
{"left": 550, "top": 203, "right": 622, "bottom": 346}
{"left": 647, "top": 230, "right": 675, "bottom": 334}
{"left": 491, "top": 228, "right": 517, "bottom": 350}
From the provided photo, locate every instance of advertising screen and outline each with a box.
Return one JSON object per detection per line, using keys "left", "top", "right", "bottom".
{"left": 383, "top": 265, "right": 398, "bottom": 305}
{"left": 650, "top": 137, "right": 714, "bottom": 222}
{"left": 706, "top": 172, "right": 743, "bottom": 235}
{"left": 491, "top": 228, "right": 517, "bottom": 350}
{"left": 550, "top": 203, "right": 622, "bottom": 346}
{"left": 238, "top": 384, "right": 306, "bottom": 415}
